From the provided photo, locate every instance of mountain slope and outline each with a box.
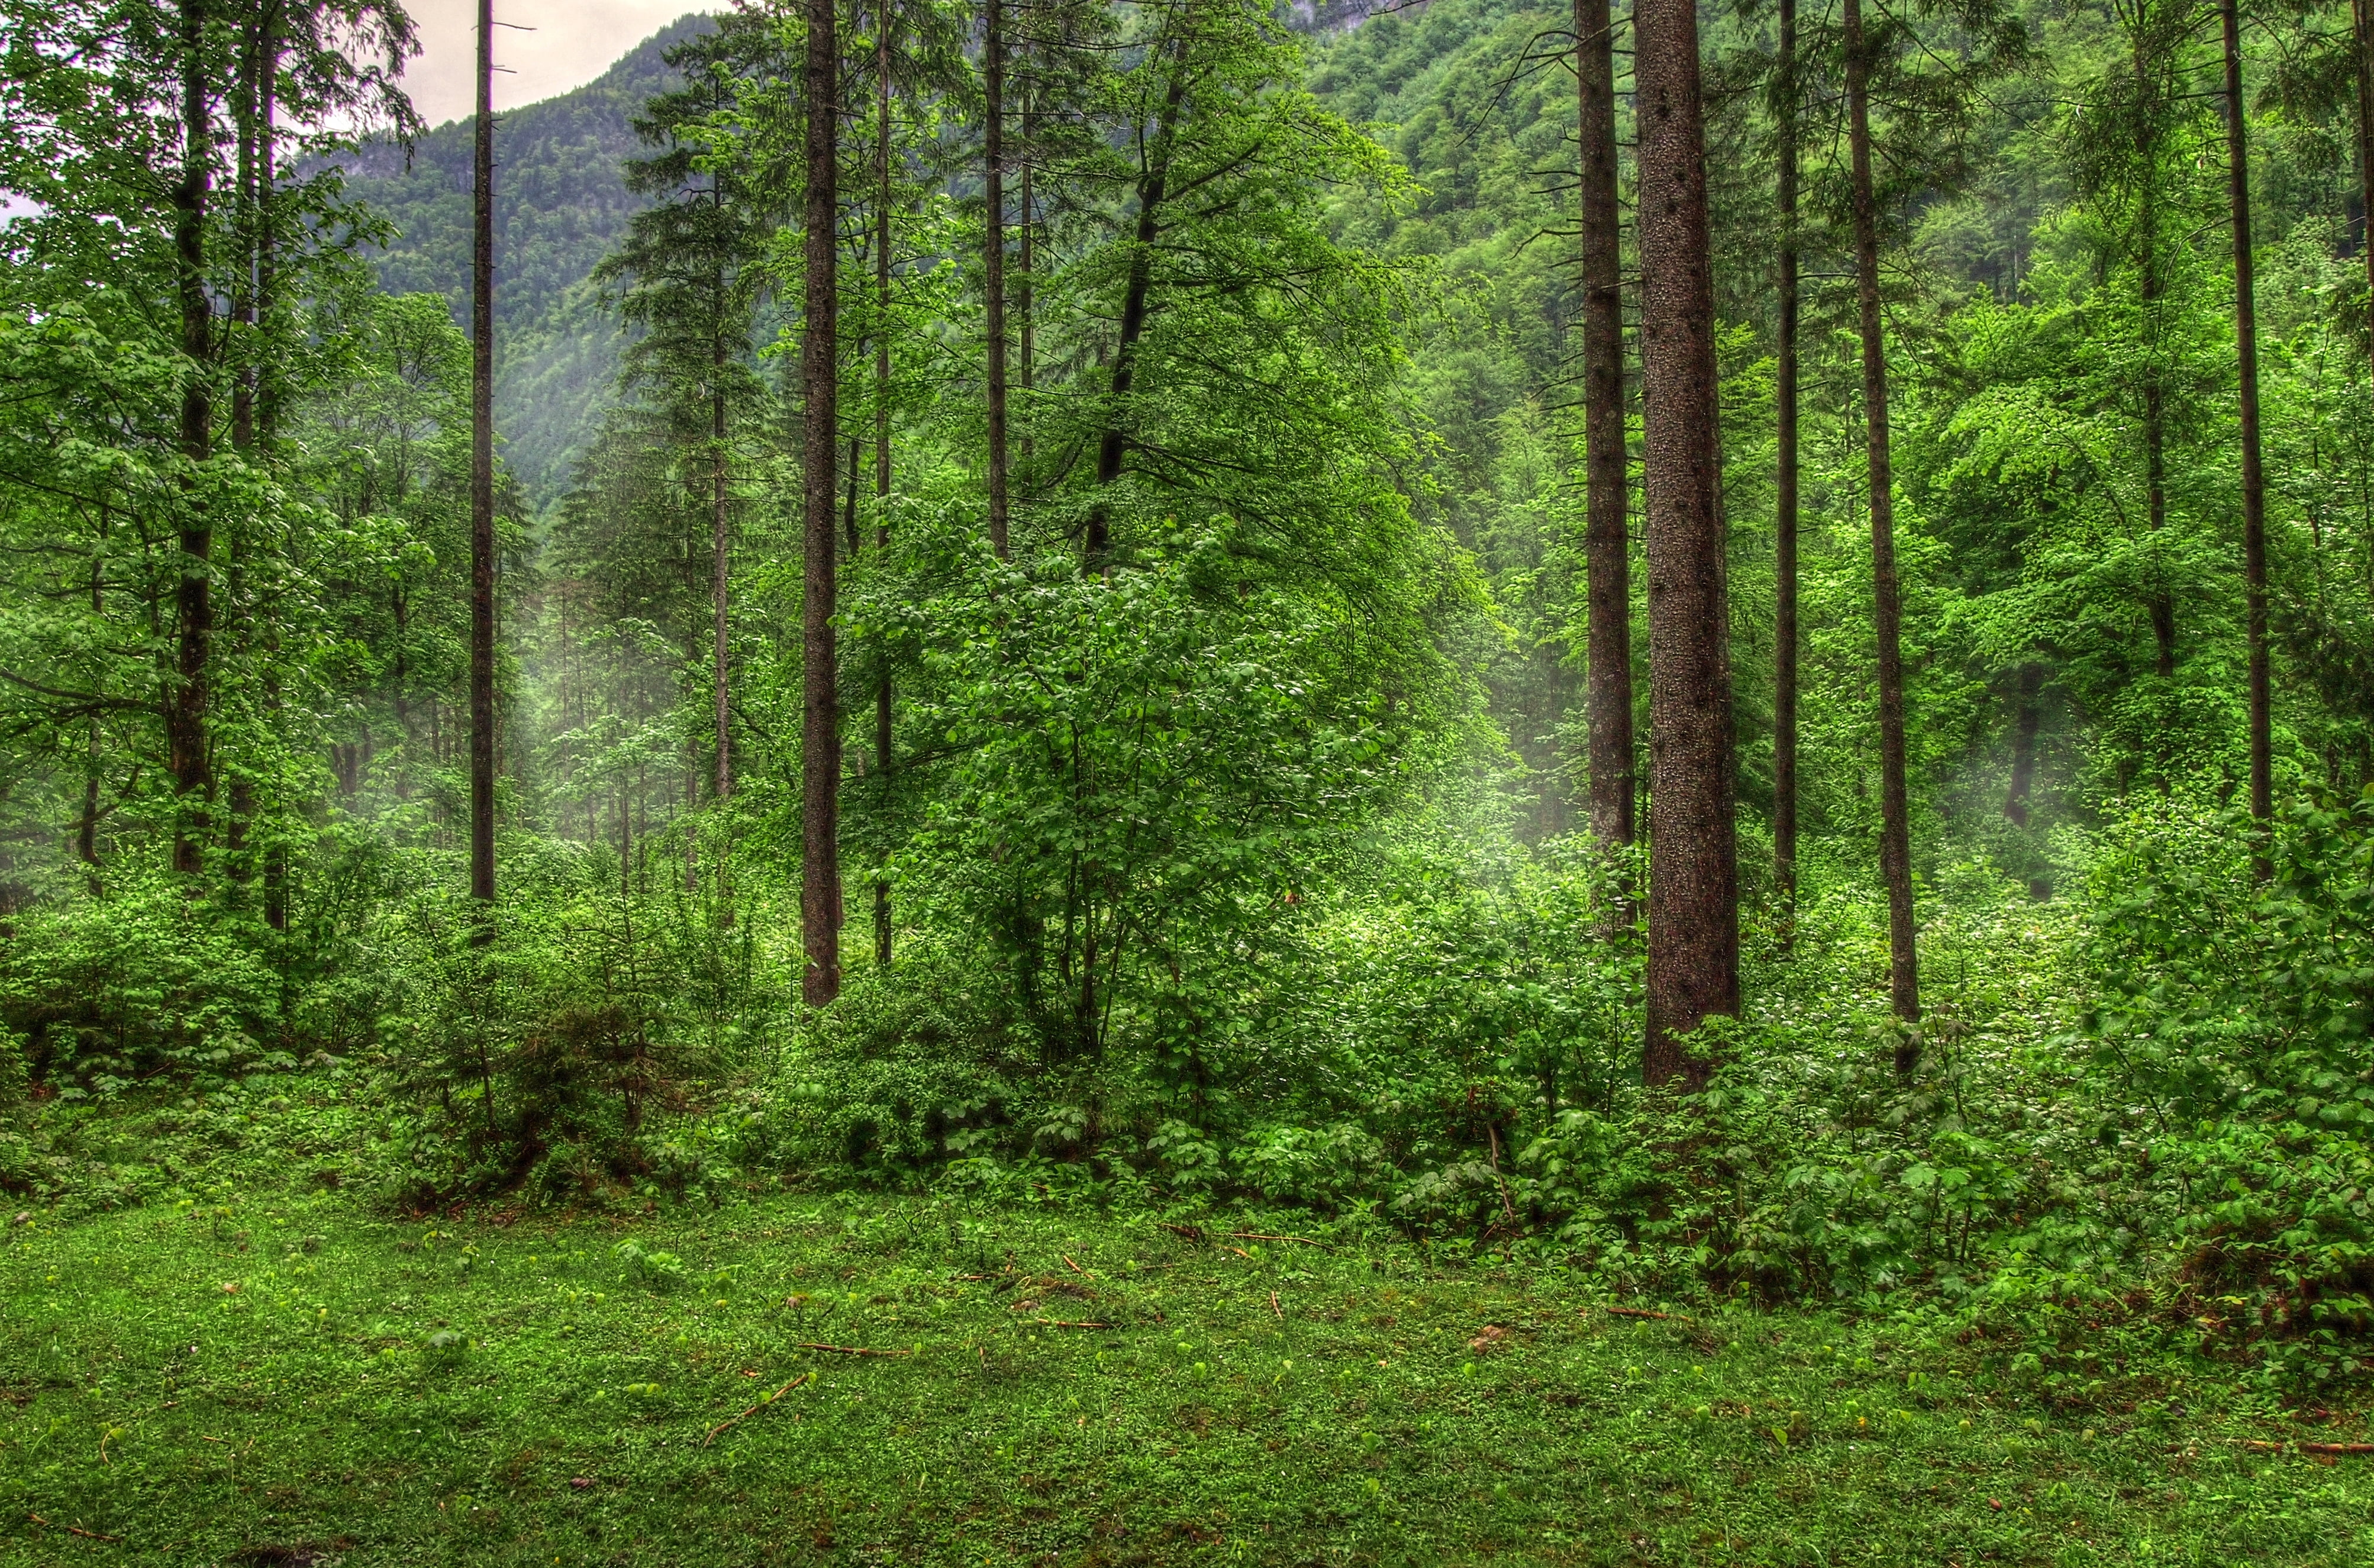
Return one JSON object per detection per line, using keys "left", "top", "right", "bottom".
{"left": 341, "top": 13, "right": 715, "bottom": 498}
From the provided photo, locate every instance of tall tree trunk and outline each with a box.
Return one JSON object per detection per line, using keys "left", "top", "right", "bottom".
{"left": 1634, "top": 0, "right": 1738, "bottom": 1092}
{"left": 1577, "top": 0, "right": 1633, "bottom": 851}
{"left": 875, "top": 2, "right": 894, "bottom": 969}
{"left": 469, "top": 0, "right": 498, "bottom": 924}
{"left": 802, "top": 0, "right": 843, "bottom": 1005}
{"left": 2356, "top": 0, "right": 2374, "bottom": 349}
{"left": 2220, "top": 0, "right": 2272, "bottom": 861}
{"left": 2004, "top": 661, "right": 2043, "bottom": 828}
{"left": 985, "top": 0, "right": 1009, "bottom": 559}
{"left": 1087, "top": 34, "right": 1191, "bottom": 572}
{"left": 169, "top": 0, "right": 213, "bottom": 881}
{"left": 225, "top": 8, "right": 258, "bottom": 888}
{"left": 1843, "top": 0, "right": 1921, "bottom": 1060}
{"left": 79, "top": 518, "right": 105, "bottom": 893}
{"left": 1773, "top": 0, "right": 1800, "bottom": 915}
{"left": 257, "top": 12, "right": 284, "bottom": 932}
{"left": 710, "top": 376, "right": 732, "bottom": 796}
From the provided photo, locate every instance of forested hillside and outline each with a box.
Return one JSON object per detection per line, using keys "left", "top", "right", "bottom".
{"left": 337, "top": 12, "right": 714, "bottom": 495}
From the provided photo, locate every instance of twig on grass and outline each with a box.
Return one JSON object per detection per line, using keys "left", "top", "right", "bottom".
{"left": 29, "top": 1514, "right": 121, "bottom": 1543}
{"left": 795, "top": 1342, "right": 910, "bottom": 1357}
{"left": 2245, "top": 1440, "right": 2374, "bottom": 1456}
{"left": 703, "top": 1372, "right": 813, "bottom": 1447}
{"left": 1228, "top": 1231, "right": 1334, "bottom": 1250}
{"left": 1605, "top": 1306, "right": 1670, "bottom": 1321}
{"left": 1032, "top": 1318, "right": 1114, "bottom": 1330}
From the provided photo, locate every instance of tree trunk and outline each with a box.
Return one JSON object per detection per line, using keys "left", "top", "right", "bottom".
{"left": 469, "top": 0, "right": 498, "bottom": 923}
{"left": 712, "top": 377, "right": 731, "bottom": 806}
{"left": 169, "top": 0, "right": 213, "bottom": 881}
{"left": 875, "top": 4, "right": 894, "bottom": 969}
{"left": 802, "top": 0, "right": 843, "bottom": 1005}
{"left": 2004, "top": 661, "right": 2043, "bottom": 828}
{"left": 257, "top": 17, "right": 284, "bottom": 932}
{"left": 985, "top": 0, "right": 1009, "bottom": 559}
{"left": 1773, "top": 0, "right": 1800, "bottom": 915}
{"left": 1634, "top": 0, "right": 1738, "bottom": 1092}
{"left": 2220, "top": 0, "right": 2272, "bottom": 862}
{"left": 2356, "top": 0, "right": 2374, "bottom": 349}
{"left": 1577, "top": 0, "right": 1633, "bottom": 851}
{"left": 1843, "top": 0, "right": 1920, "bottom": 1059}
{"left": 1088, "top": 34, "right": 1190, "bottom": 572}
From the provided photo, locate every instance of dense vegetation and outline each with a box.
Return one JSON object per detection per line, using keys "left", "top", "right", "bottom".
{"left": 3, "top": 0, "right": 2374, "bottom": 1541}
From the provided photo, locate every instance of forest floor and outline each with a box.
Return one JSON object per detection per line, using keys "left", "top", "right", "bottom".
{"left": 0, "top": 1188, "right": 2363, "bottom": 1566}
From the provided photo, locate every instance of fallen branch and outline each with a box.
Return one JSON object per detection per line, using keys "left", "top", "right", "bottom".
{"left": 795, "top": 1343, "right": 909, "bottom": 1358}
{"left": 1270, "top": 1290, "right": 1283, "bottom": 1321}
{"left": 703, "top": 1372, "right": 812, "bottom": 1447}
{"left": 2246, "top": 1440, "right": 2374, "bottom": 1456}
{"left": 1157, "top": 1222, "right": 1207, "bottom": 1242}
{"left": 1032, "top": 1318, "right": 1114, "bottom": 1330}
{"left": 1063, "top": 1254, "right": 1091, "bottom": 1277}
{"left": 1228, "top": 1231, "right": 1333, "bottom": 1250}
{"left": 29, "top": 1514, "right": 121, "bottom": 1543}
{"left": 1605, "top": 1306, "right": 1670, "bottom": 1321}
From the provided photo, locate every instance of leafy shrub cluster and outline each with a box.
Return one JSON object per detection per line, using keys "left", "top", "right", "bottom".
{"left": 8, "top": 781, "right": 2373, "bottom": 1384}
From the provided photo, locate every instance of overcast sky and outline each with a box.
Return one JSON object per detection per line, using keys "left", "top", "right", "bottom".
{"left": 398, "top": 1, "right": 708, "bottom": 127}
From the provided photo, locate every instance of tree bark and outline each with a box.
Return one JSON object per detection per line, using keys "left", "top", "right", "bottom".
{"left": 2004, "top": 661, "right": 2043, "bottom": 828}
{"left": 985, "top": 0, "right": 1009, "bottom": 559}
{"left": 469, "top": 0, "right": 498, "bottom": 923}
{"left": 875, "top": 2, "right": 894, "bottom": 969}
{"left": 1634, "top": 0, "right": 1738, "bottom": 1092}
{"left": 1843, "top": 0, "right": 1920, "bottom": 1057}
{"left": 802, "top": 0, "right": 843, "bottom": 1004}
{"left": 1087, "top": 33, "right": 1190, "bottom": 572}
{"left": 1773, "top": 0, "right": 1800, "bottom": 914}
{"left": 1577, "top": 0, "right": 1633, "bottom": 851}
{"left": 169, "top": 0, "right": 213, "bottom": 881}
{"left": 2356, "top": 0, "right": 2374, "bottom": 349}
{"left": 257, "top": 12, "right": 284, "bottom": 932}
{"left": 2220, "top": 0, "right": 2272, "bottom": 861}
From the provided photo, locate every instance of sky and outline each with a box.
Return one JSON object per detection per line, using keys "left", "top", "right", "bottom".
{"left": 398, "top": 1, "right": 708, "bottom": 127}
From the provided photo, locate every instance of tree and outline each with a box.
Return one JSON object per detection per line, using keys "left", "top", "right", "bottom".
{"left": 1841, "top": 0, "right": 1920, "bottom": 1050}
{"left": 470, "top": 0, "right": 498, "bottom": 922}
{"left": 1576, "top": 0, "right": 1632, "bottom": 851}
{"left": 1772, "top": 0, "right": 1801, "bottom": 912}
{"left": 1635, "top": 0, "right": 1738, "bottom": 1090}
{"left": 802, "top": 0, "right": 843, "bottom": 1004}
{"left": 2219, "top": 0, "right": 2272, "bottom": 855}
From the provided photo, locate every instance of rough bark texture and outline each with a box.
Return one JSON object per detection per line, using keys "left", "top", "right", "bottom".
{"left": 875, "top": 9, "right": 894, "bottom": 969}
{"left": 985, "top": 0, "right": 1009, "bottom": 559}
{"left": 1843, "top": 0, "right": 1921, "bottom": 1053}
{"left": 469, "top": 0, "right": 498, "bottom": 919}
{"left": 802, "top": 0, "right": 843, "bottom": 1004}
{"left": 1773, "top": 0, "right": 1799, "bottom": 913}
{"left": 169, "top": 0, "right": 213, "bottom": 880}
{"left": 2220, "top": 0, "right": 2272, "bottom": 856}
{"left": 1576, "top": 0, "right": 1633, "bottom": 851}
{"left": 1634, "top": 0, "right": 1738, "bottom": 1092}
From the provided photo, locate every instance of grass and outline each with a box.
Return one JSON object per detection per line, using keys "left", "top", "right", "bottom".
{"left": 0, "top": 1188, "right": 2365, "bottom": 1566}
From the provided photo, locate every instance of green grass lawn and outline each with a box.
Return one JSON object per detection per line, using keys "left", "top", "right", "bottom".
{"left": 0, "top": 1190, "right": 2361, "bottom": 1566}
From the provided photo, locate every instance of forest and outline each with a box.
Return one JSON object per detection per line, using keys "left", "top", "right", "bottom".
{"left": 0, "top": 0, "right": 2372, "bottom": 1559}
